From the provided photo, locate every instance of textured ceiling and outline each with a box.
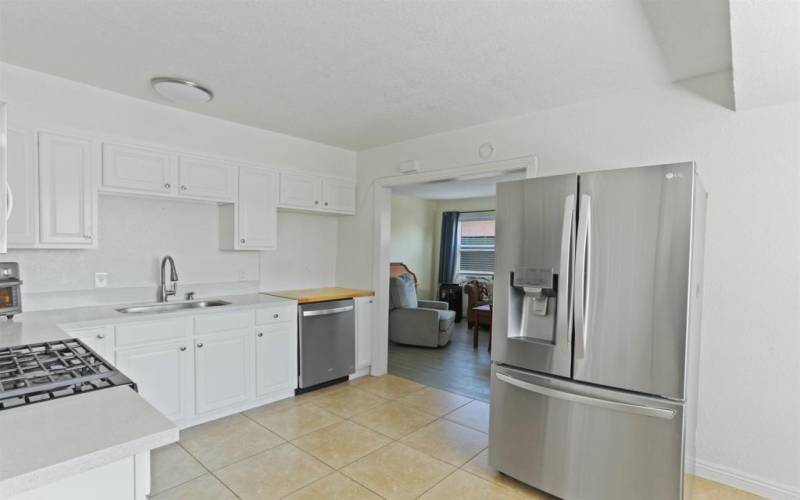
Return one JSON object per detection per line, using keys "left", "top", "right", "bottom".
{"left": 0, "top": 1, "right": 729, "bottom": 150}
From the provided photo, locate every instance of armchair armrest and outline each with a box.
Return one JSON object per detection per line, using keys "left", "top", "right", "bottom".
{"left": 418, "top": 300, "right": 448, "bottom": 311}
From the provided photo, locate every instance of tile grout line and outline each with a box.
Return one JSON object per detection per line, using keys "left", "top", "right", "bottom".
{"left": 171, "top": 442, "right": 243, "bottom": 500}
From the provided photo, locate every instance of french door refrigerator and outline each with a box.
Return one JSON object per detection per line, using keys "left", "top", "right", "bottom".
{"left": 489, "top": 162, "right": 706, "bottom": 500}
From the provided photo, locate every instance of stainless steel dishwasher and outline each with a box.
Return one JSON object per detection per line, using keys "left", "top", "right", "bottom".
{"left": 297, "top": 298, "right": 355, "bottom": 391}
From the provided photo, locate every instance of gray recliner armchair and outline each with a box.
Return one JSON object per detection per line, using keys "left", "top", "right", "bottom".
{"left": 389, "top": 273, "right": 455, "bottom": 347}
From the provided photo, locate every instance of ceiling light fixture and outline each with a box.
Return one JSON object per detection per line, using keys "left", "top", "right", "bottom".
{"left": 150, "top": 77, "right": 213, "bottom": 104}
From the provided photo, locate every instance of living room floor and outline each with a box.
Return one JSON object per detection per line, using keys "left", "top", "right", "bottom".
{"left": 149, "top": 374, "right": 759, "bottom": 499}
{"left": 389, "top": 320, "right": 491, "bottom": 401}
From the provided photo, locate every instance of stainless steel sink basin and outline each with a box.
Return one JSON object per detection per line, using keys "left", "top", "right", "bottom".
{"left": 116, "top": 299, "right": 231, "bottom": 314}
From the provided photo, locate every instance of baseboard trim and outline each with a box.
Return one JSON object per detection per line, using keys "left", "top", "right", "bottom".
{"left": 692, "top": 458, "right": 800, "bottom": 499}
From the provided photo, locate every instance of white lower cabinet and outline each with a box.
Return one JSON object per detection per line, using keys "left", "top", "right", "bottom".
{"left": 8, "top": 455, "right": 139, "bottom": 500}
{"left": 106, "top": 304, "right": 297, "bottom": 426}
{"left": 354, "top": 296, "right": 374, "bottom": 370}
{"left": 115, "top": 339, "right": 194, "bottom": 423}
{"left": 65, "top": 326, "right": 114, "bottom": 361}
{"left": 194, "top": 328, "right": 253, "bottom": 414}
{"left": 255, "top": 325, "right": 296, "bottom": 397}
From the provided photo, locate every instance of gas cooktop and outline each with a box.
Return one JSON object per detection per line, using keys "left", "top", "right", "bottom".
{"left": 0, "top": 338, "right": 136, "bottom": 411}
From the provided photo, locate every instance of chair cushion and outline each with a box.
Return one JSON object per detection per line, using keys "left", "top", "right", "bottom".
{"left": 437, "top": 309, "right": 456, "bottom": 332}
{"left": 389, "top": 273, "right": 417, "bottom": 310}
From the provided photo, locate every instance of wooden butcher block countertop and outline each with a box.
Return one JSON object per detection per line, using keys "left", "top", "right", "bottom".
{"left": 266, "top": 287, "right": 375, "bottom": 304}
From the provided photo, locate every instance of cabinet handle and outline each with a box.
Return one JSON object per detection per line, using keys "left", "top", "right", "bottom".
{"left": 96, "top": 333, "right": 105, "bottom": 339}
{"left": 196, "top": 343, "right": 203, "bottom": 348}
{"left": 180, "top": 346, "right": 187, "bottom": 351}
{"left": 181, "top": 185, "right": 188, "bottom": 191}
{"left": 240, "top": 238, "right": 246, "bottom": 244}
{"left": 257, "top": 332, "right": 264, "bottom": 337}
{"left": 164, "top": 183, "right": 171, "bottom": 189}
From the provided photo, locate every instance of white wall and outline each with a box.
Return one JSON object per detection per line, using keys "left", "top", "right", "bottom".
{"left": 0, "top": 63, "right": 353, "bottom": 308}
{"left": 389, "top": 196, "right": 437, "bottom": 299}
{"left": 338, "top": 71, "right": 800, "bottom": 495}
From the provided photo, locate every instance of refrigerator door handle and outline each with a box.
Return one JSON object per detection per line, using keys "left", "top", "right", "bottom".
{"left": 495, "top": 372, "right": 676, "bottom": 420}
{"left": 573, "top": 194, "right": 591, "bottom": 358}
{"left": 558, "top": 194, "right": 576, "bottom": 347}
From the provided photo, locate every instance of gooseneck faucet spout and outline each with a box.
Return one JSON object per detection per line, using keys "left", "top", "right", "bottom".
{"left": 160, "top": 255, "right": 179, "bottom": 302}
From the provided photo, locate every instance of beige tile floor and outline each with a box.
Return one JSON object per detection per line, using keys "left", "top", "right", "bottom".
{"left": 150, "top": 374, "right": 762, "bottom": 500}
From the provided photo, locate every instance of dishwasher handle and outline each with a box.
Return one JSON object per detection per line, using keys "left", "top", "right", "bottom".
{"left": 302, "top": 305, "right": 354, "bottom": 317}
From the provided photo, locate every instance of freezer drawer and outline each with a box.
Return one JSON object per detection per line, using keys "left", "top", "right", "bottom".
{"left": 298, "top": 299, "right": 355, "bottom": 389}
{"left": 489, "top": 365, "right": 685, "bottom": 500}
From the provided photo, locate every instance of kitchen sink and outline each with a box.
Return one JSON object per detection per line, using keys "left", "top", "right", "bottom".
{"left": 116, "top": 299, "right": 231, "bottom": 314}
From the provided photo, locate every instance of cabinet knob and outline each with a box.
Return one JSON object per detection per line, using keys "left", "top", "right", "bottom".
{"left": 96, "top": 333, "right": 105, "bottom": 339}
{"left": 181, "top": 185, "right": 188, "bottom": 191}
{"left": 196, "top": 343, "right": 203, "bottom": 348}
{"left": 273, "top": 313, "right": 279, "bottom": 319}
{"left": 164, "top": 183, "right": 171, "bottom": 189}
{"left": 83, "top": 233, "right": 92, "bottom": 239}
{"left": 314, "top": 200, "right": 319, "bottom": 205}
{"left": 324, "top": 202, "right": 329, "bottom": 206}
{"left": 240, "top": 238, "right": 246, "bottom": 244}
{"left": 180, "top": 346, "right": 187, "bottom": 351}
{"left": 257, "top": 332, "right": 264, "bottom": 337}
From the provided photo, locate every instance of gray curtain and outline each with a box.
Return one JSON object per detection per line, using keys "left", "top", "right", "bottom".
{"left": 438, "top": 211, "right": 460, "bottom": 284}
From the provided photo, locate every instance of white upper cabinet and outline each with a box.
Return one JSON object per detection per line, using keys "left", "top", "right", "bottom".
{"left": 323, "top": 178, "right": 356, "bottom": 213}
{"left": 6, "top": 127, "right": 37, "bottom": 247}
{"left": 278, "top": 172, "right": 322, "bottom": 210}
{"left": 37, "top": 131, "right": 97, "bottom": 247}
{"left": 278, "top": 172, "right": 355, "bottom": 215}
{"left": 220, "top": 166, "right": 277, "bottom": 251}
{"left": 0, "top": 105, "right": 7, "bottom": 253}
{"left": 101, "top": 142, "right": 176, "bottom": 195}
{"left": 177, "top": 154, "right": 235, "bottom": 202}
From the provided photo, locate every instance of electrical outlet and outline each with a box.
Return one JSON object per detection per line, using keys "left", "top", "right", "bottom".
{"left": 94, "top": 272, "right": 108, "bottom": 288}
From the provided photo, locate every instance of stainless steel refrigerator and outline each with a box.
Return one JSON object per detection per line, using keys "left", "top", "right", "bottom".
{"left": 489, "top": 162, "right": 706, "bottom": 500}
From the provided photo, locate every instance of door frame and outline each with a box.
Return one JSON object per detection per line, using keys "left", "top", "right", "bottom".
{"left": 369, "top": 155, "right": 539, "bottom": 375}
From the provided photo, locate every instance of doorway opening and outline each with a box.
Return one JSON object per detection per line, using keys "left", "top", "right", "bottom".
{"left": 377, "top": 161, "right": 533, "bottom": 401}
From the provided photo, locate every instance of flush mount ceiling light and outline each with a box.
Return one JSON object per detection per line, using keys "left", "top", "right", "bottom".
{"left": 150, "top": 77, "right": 213, "bottom": 104}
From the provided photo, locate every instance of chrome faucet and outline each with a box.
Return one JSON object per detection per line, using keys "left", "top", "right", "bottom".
{"left": 160, "top": 256, "right": 179, "bottom": 302}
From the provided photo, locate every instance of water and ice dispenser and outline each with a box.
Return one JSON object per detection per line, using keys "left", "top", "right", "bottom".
{"left": 509, "top": 268, "right": 558, "bottom": 343}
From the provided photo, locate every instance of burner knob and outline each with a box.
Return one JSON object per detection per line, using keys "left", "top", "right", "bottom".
{"left": 96, "top": 333, "right": 105, "bottom": 339}
{"left": 180, "top": 346, "right": 187, "bottom": 351}
{"left": 257, "top": 332, "right": 264, "bottom": 337}
{"left": 196, "top": 343, "right": 204, "bottom": 348}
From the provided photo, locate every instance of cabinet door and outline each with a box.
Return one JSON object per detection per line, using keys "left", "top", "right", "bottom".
{"left": 102, "top": 143, "right": 176, "bottom": 195}
{"left": 322, "top": 178, "right": 356, "bottom": 214}
{"left": 67, "top": 326, "right": 114, "bottom": 361}
{"left": 115, "top": 340, "right": 194, "bottom": 422}
{"left": 354, "top": 296, "right": 373, "bottom": 370}
{"left": 177, "top": 155, "right": 235, "bottom": 202}
{"left": 278, "top": 172, "right": 322, "bottom": 210}
{"left": 37, "top": 131, "right": 97, "bottom": 246}
{"left": 255, "top": 326, "right": 297, "bottom": 397}
{"left": 237, "top": 166, "right": 277, "bottom": 250}
{"left": 195, "top": 329, "right": 253, "bottom": 414}
{"left": 7, "top": 127, "right": 37, "bottom": 246}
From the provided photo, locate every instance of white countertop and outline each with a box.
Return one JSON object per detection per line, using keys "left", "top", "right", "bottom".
{"left": 0, "top": 293, "right": 296, "bottom": 498}
{"left": 0, "top": 387, "right": 177, "bottom": 498}
{"left": 0, "top": 292, "right": 294, "bottom": 348}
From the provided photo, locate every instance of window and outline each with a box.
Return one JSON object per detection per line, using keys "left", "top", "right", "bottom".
{"left": 457, "top": 211, "right": 495, "bottom": 275}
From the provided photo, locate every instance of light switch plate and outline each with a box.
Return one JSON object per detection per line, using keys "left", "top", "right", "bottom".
{"left": 94, "top": 272, "right": 108, "bottom": 288}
